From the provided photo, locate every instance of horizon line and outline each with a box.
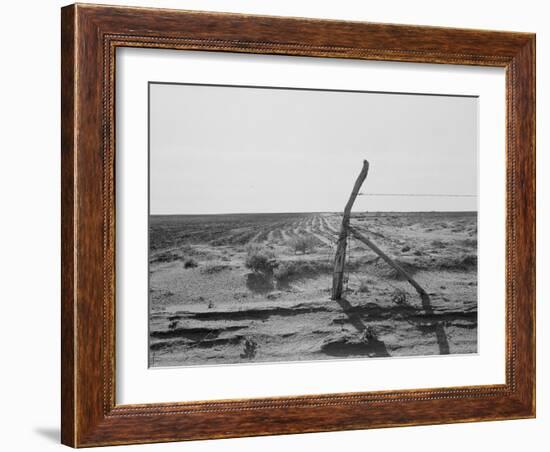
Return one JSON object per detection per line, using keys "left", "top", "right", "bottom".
{"left": 150, "top": 210, "right": 478, "bottom": 216}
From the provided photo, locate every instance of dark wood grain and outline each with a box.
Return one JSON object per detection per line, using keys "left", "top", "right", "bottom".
{"left": 60, "top": 5, "right": 76, "bottom": 447}
{"left": 61, "top": 3, "right": 536, "bottom": 447}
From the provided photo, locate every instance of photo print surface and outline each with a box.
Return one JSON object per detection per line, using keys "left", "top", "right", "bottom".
{"left": 148, "top": 82, "right": 478, "bottom": 367}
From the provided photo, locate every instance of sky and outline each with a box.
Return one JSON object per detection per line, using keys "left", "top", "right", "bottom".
{"left": 149, "top": 83, "right": 478, "bottom": 214}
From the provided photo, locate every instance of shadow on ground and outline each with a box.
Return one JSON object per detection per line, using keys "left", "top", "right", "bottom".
{"left": 324, "top": 297, "right": 391, "bottom": 358}
{"left": 245, "top": 272, "right": 274, "bottom": 293}
{"left": 419, "top": 292, "right": 450, "bottom": 355}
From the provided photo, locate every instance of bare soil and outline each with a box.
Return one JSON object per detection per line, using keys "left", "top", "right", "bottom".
{"left": 149, "top": 212, "right": 477, "bottom": 367}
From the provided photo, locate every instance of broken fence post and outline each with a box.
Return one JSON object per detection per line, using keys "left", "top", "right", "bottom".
{"left": 331, "top": 160, "right": 369, "bottom": 300}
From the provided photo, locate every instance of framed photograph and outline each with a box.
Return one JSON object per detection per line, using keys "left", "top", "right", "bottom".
{"left": 61, "top": 3, "right": 535, "bottom": 447}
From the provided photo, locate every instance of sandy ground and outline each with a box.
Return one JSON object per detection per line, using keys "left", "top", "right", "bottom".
{"left": 149, "top": 212, "right": 477, "bottom": 367}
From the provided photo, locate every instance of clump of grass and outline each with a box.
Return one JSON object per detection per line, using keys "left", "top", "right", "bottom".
{"left": 360, "top": 326, "right": 378, "bottom": 342}
{"left": 240, "top": 336, "right": 258, "bottom": 360}
{"left": 391, "top": 288, "right": 409, "bottom": 306}
{"left": 244, "top": 244, "right": 276, "bottom": 275}
{"left": 183, "top": 258, "right": 198, "bottom": 269}
{"left": 287, "top": 235, "right": 317, "bottom": 254}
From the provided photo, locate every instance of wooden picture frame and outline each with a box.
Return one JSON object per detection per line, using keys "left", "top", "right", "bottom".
{"left": 61, "top": 3, "right": 535, "bottom": 447}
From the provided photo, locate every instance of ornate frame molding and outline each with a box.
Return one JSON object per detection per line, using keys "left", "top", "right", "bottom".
{"left": 62, "top": 4, "right": 535, "bottom": 447}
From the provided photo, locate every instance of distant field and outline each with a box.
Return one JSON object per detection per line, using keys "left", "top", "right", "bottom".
{"left": 149, "top": 211, "right": 478, "bottom": 367}
{"left": 149, "top": 212, "right": 320, "bottom": 251}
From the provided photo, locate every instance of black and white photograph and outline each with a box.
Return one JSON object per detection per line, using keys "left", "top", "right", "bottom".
{"left": 148, "top": 82, "right": 478, "bottom": 367}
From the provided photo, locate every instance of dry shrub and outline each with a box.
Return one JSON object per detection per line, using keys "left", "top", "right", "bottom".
{"left": 288, "top": 235, "right": 317, "bottom": 254}
{"left": 240, "top": 336, "right": 258, "bottom": 359}
{"left": 244, "top": 244, "right": 276, "bottom": 274}
{"left": 391, "top": 288, "right": 409, "bottom": 305}
{"left": 360, "top": 326, "right": 378, "bottom": 342}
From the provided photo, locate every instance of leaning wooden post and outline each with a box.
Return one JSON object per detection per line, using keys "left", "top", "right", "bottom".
{"left": 331, "top": 160, "right": 369, "bottom": 300}
{"left": 348, "top": 226, "right": 428, "bottom": 298}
